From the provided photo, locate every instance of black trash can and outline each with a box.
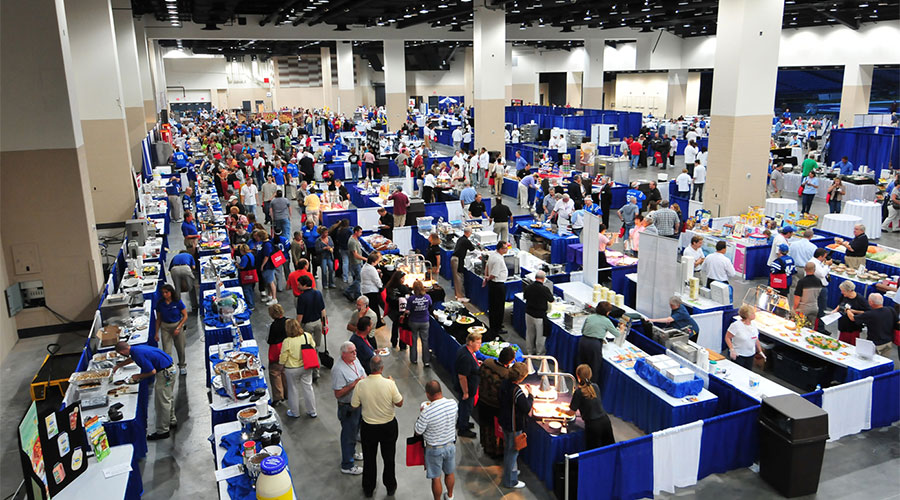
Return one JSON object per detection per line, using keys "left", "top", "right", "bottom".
{"left": 758, "top": 394, "right": 829, "bottom": 497}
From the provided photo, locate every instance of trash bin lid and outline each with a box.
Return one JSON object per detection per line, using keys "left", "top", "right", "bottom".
{"left": 760, "top": 394, "right": 829, "bottom": 442}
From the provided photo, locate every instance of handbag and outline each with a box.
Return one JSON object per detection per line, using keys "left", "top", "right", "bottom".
{"left": 893, "top": 329, "right": 900, "bottom": 346}
{"left": 511, "top": 389, "right": 528, "bottom": 451}
{"left": 271, "top": 250, "right": 287, "bottom": 268}
{"left": 405, "top": 435, "right": 425, "bottom": 467}
{"left": 398, "top": 327, "right": 413, "bottom": 346}
{"left": 769, "top": 273, "right": 787, "bottom": 288}
{"left": 825, "top": 192, "right": 831, "bottom": 204}
{"left": 301, "top": 333, "right": 320, "bottom": 370}
{"left": 239, "top": 269, "right": 259, "bottom": 284}
{"left": 798, "top": 183, "right": 805, "bottom": 196}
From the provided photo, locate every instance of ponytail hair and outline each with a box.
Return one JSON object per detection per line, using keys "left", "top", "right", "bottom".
{"left": 575, "top": 364, "right": 597, "bottom": 400}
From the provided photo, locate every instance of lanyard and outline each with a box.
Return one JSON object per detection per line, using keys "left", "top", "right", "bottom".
{"left": 345, "top": 360, "right": 359, "bottom": 379}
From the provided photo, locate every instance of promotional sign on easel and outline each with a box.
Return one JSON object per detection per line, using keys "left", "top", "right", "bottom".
{"left": 18, "top": 401, "right": 90, "bottom": 499}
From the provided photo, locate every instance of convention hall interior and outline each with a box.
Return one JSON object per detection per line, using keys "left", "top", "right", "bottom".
{"left": 1, "top": 0, "right": 899, "bottom": 499}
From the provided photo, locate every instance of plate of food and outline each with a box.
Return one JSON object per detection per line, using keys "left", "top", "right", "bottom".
{"left": 530, "top": 223, "right": 542, "bottom": 228}
{"left": 806, "top": 334, "right": 840, "bottom": 351}
{"left": 547, "top": 311, "right": 562, "bottom": 320}
{"left": 548, "top": 421, "right": 562, "bottom": 430}
{"left": 467, "top": 326, "right": 487, "bottom": 335}
{"left": 376, "top": 347, "right": 391, "bottom": 356}
{"left": 456, "top": 316, "right": 475, "bottom": 325}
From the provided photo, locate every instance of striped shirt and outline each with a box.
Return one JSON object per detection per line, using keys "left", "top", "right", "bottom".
{"left": 414, "top": 397, "right": 458, "bottom": 446}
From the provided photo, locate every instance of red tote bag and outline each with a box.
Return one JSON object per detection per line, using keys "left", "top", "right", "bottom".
{"left": 270, "top": 250, "right": 287, "bottom": 268}
{"left": 301, "top": 334, "right": 320, "bottom": 370}
{"left": 406, "top": 435, "right": 425, "bottom": 467}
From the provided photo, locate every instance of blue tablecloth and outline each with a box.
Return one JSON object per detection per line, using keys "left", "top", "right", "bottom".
{"left": 103, "top": 380, "right": 150, "bottom": 460}
{"left": 515, "top": 221, "right": 579, "bottom": 264}
{"left": 428, "top": 317, "right": 461, "bottom": 374}
{"left": 219, "top": 430, "right": 290, "bottom": 500}
{"left": 463, "top": 269, "right": 520, "bottom": 314}
{"left": 202, "top": 291, "right": 252, "bottom": 328}
{"left": 502, "top": 177, "right": 520, "bottom": 199}
{"left": 600, "top": 355, "right": 718, "bottom": 433}
{"left": 520, "top": 419, "right": 586, "bottom": 492}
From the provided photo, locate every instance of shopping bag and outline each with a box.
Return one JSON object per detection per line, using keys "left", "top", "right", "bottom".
{"left": 239, "top": 269, "right": 259, "bottom": 284}
{"left": 406, "top": 435, "right": 425, "bottom": 467}
{"left": 398, "top": 328, "right": 413, "bottom": 346}
{"left": 769, "top": 273, "right": 787, "bottom": 288}
{"left": 271, "top": 250, "right": 287, "bottom": 268}
{"left": 301, "top": 334, "right": 320, "bottom": 370}
{"left": 893, "top": 329, "right": 900, "bottom": 346}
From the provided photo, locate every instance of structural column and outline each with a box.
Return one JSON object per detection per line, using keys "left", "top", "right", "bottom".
{"left": 583, "top": 38, "right": 605, "bottom": 109}
{"left": 635, "top": 35, "right": 652, "bottom": 71}
{"left": 463, "top": 47, "right": 474, "bottom": 108}
{"left": 1, "top": 0, "right": 104, "bottom": 338}
{"left": 705, "top": 0, "right": 784, "bottom": 216}
{"left": 335, "top": 42, "right": 355, "bottom": 115}
{"left": 133, "top": 17, "right": 156, "bottom": 130}
{"left": 320, "top": 46, "right": 334, "bottom": 111}
{"left": 112, "top": 0, "right": 145, "bottom": 171}
{"left": 838, "top": 63, "right": 874, "bottom": 128}
{"left": 355, "top": 56, "right": 371, "bottom": 107}
{"left": 666, "top": 69, "right": 689, "bottom": 118}
{"left": 64, "top": 0, "right": 136, "bottom": 224}
{"left": 148, "top": 39, "right": 168, "bottom": 114}
{"left": 383, "top": 39, "right": 407, "bottom": 132}
{"left": 473, "top": 0, "right": 506, "bottom": 153}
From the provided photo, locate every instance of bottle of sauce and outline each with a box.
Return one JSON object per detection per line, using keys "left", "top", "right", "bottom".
{"left": 256, "top": 456, "right": 292, "bottom": 500}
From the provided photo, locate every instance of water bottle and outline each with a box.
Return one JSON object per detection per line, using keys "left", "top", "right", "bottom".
{"left": 231, "top": 323, "right": 242, "bottom": 350}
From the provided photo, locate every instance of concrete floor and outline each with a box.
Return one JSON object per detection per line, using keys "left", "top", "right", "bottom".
{"left": 1, "top": 147, "right": 898, "bottom": 500}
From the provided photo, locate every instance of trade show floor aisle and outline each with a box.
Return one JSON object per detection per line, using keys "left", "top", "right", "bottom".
{"left": 1, "top": 147, "right": 899, "bottom": 500}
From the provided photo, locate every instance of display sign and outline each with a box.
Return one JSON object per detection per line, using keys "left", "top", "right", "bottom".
{"left": 19, "top": 402, "right": 90, "bottom": 499}
{"left": 19, "top": 402, "right": 47, "bottom": 499}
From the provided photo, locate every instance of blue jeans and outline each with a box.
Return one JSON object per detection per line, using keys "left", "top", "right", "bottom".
{"left": 345, "top": 263, "right": 362, "bottom": 299}
{"left": 241, "top": 283, "right": 256, "bottom": 309}
{"left": 337, "top": 403, "right": 361, "bottom": 470}
{"left": 274, "top": 218, "right": 291, "bottom": 239}
{"left": 425, "top": 443, "right": 457, "bottom": 479}
{"left": 457, "top": 390, "right": 474, "bottom": 431}
{"left": 320, "top": 255, "right": 335, "bottom": 287}
{"left": 829, "top": 199, "right": 842, "bottom": 213}
{"left": 350, "top": 165, "right": 359, "bottom": 182}
{"left": 631, "top": 155, "right": 639, "bottom": 168}
{"left": 502, "top": 430, "right": 521, "bottom": 487}
{"left": 341, "top": 250, "right": 351, "bottom": 281}
{"left": 801, "top": 193, "right": 815, "bottom": 214}
{"left": 624, "top": 223, "right": 635, "bottom": 240}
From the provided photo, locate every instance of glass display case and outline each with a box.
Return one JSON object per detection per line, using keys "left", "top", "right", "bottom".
{"left": 742, "top": 285, "right": 792, "bottom": 318}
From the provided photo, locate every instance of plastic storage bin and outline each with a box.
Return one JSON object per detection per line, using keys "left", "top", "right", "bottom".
{"left": 758, "top": 393, "right": 829, "bottom": 497}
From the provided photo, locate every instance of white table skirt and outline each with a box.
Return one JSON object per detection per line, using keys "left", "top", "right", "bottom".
{"left": 821, "top": 213, "right": 862, "bottom": 239}
{"left": 843, "top": 201, "right": 883, "bottom": 239}
{"left": 765, "top": 198, "right": 798, "bottom": 218}
{"left": 784, "top": 173, "right": 876, "bottom": 202}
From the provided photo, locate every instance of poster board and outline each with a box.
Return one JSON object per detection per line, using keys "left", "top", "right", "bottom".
{"left": 635, "top": 233, "right": 680, "bottom": 318}
{"left": 19, "top": 401, "right": 90, "bottom": 499}
{"left": 582, "top": 212, "right": 602, "bottom": 287}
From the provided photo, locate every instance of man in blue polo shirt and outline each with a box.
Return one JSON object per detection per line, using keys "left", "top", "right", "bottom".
{"left": 114, "top": 342, "right": 177, "bottom": 440}
{"left": 459, "top": 181, "right": 477, "bottom": 209}
{"left": 514, "top": 150, "right": 529, "bottom": 172}
{"left": 169, "top": 250, "right": 198, "bottom": 310}
{"left": 182, "top": 186, "right": 195, "bottom": 215}
{"left": 166, "top": 176, "right": 183, "bottom": 222}
{"left": 837, "top": 156, "right": 854, "bottom": 176}
{"left": 181, "top": 211, "right": 200, "bottom": 257}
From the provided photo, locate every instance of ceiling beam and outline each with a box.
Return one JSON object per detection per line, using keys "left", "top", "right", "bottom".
{"left": 295, "top": 0, "right": 361, "bottom": 26}
{"left": 259, "top": 0, "right": 304, "bottom": 26}
{"left": 395, "top": 7, "right": 472, "bottom": 29}
{"left": 804, "top": 7, "right": 859, "bottom": 30}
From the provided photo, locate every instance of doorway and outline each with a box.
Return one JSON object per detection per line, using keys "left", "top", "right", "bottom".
{"left": 373, "top": 83, "right": 385, "bottom": 107}
{"left": 539, "top": 73, "right": 567, "bottom": 106}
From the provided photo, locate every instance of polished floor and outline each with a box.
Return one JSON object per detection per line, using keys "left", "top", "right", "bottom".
{"left": 1, "top": 149, "right": 898, "bottom": 500}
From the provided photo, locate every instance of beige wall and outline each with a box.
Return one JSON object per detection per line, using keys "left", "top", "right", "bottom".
{"left": 223, "top": 87, "right": 272, "bottom": 111}
{"left": 838, "top": 84, "right": 872, "bottom": 128}
{"left": 1, "top": 146, "right": 104, "bottom": 332}
{"left": 125, "top": 106, "right": 145, "bottom": 171}
{"left": 510, "top": 84, "right": 536, "bottom": 104}
{"left": 82, "top": 119, "right": 137, "bottom": 224}
{"left": 604, "top": 81, "right": 616, "bottom": 109}
{"left": 385, "top": 92, "right": 408, "bottom": 131}
{"left": 614, "top": 73, "right": 668, "bottom": 116}
{"left": 685, "top": 73, "right": 701, "bottom": 116}
{"left": 144, "top": 100, "right": 156, "bottom": 132}
{"left": 273, "top": 87, "right": 325, "bottom": 110}
{"left": 566, "top": 72, "right": 583, "bottom": 107}
{"left": 0, "top": 231, "right": 16, "bottom": 363}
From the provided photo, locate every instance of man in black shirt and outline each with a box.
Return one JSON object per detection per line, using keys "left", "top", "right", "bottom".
{"left": 642, "top": 181, "right": 662, "bottom": 213}
{"left": 451, "top": 228, "right": 475, "bottom": 301}
{"left": 468, "top": 193, "right": 487, "bottom": 219}
{"left": 847, "top": 293, "right": 898, "bottom": 359}
{"left": 489, "top": 197, "right": 512, "bottom": 243}
{"left": 377, "top": 208, "right": 394, "bottom": 241}
{"left": 298, "top": 150, "right": 315, "bottom": 183}
{"left": 454, "top": 332, "right": 482, "bottom": 439}
{"left": 840, "top": 223, "right": 869, "bottom": 270}
{"left": 523, "top": 271, "right": 555, "bottom": 354}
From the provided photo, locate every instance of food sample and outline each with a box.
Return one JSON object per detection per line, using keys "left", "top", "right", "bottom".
{"left": 70, "top": 369, "right": 111, "bottom": 383}
{"left": 214, "top": 361, "right": 239, "bottom": 375}
{"left": 467, "top": 326, "right": 488, "bottom": 335}
{"left": 531, "top": 402, "right": 573, "bottom": 420}
{"left": 806, "top": 334, "right": 841, "bottom": 351}
{"left": 456, "top": 316, "right": 475, "bottom": 325}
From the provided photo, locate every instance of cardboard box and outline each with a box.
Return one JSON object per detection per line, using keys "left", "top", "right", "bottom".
{"left": 98, "top": 325, "right": 121, "bottom": 348}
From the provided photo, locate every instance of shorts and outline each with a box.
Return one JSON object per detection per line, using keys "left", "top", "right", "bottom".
{"left": 261, "top": 268, "right": 276, "bottom": 284}
{"left": 425, "top": 443, "right": 456, "bottom": 479}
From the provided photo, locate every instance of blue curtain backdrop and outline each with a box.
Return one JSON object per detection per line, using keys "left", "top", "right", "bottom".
{"left": 505, "top": 107, "right": 643, "bottom": 139}
{"left": 827, "top": 126, "right": 900, "bottom": 178}
{"left": 577, "top": 435, "right": 654, "bottom": 500}
{"left": 697, "top": 405, "right": 760, "bottom": 480}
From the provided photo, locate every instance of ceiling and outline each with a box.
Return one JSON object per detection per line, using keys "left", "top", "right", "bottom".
{"left": 134, "top": 0, "right": 899, "bottom": 37}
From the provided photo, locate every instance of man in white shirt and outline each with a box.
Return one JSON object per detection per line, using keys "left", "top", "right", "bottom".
{"left": 423, "top": 123, "right": 432, "bottom": 150}
{"left": 333, "top": 341, "right": 366, "bottom": 475}
{"left": 668, "top": 136, "right": 678, "bottom": 167}
{"left": 556, "top": 135, "right": 567, "bottom": 154}
{"left": 462, "top": 129, "right": 472, "bottom": 151}
{"left": 789, "top": 229, "right": 818, "bottom": 270}
{"left": 415, "top": 380, "right": 459, "bottom": 500}
{"left": 701, "top": 240, "right": 738, "bottom": 287}
{"left": 767, "top": 226, "right": 794, "bottom": 266}
{"left": 452, "top": 150, "right": 466, "bottom": 169}
{"left": 478, "top": 148, "right": 490, "bottom": 189}
{"left": 692, "top": 160, "right": 706, "bottom": 202}
{"left": 675, "top": 168, "right": 692, "bottom": 198}
{"left": 468, "top": 153, "right": 480, "bottom": 186}
{"left": 483, "top": 242, "right": 510, "bottom": 336}
{"left": 684, "top": 141, "right": 699, "bottom": 174}
{"left": 451, "top": 127, "right": 463, "bottom": 150}
{"left": 683, "top": 235, "right": 706, "bottom": 272}
{"left": 685, "top": 128, "right": 699, "bottom": 143}
{"left": 552, "top": 194, "right": 576, "bottom": 227}
{"left": 240, "top": 178, "right": 260, "bottom": 218}
{"left": 511, "top": 128, "right": 520, "bottom": 143}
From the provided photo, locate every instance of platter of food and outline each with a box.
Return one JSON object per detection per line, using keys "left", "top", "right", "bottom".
{"left": 456, "top": 316, "right": 475, "bottom": 325}
{"left": 376, "top": 347, "right": 392, "bottom": 356}
{"left": 70, "top": 369, "right": 111, "bottom": 385}
{"left": 214, "top": 361, "right": 239, "bottom": 375}
{"left": 806, "top": 334, "right": 841, "bottom": 351}
{"left": 467, "top": 326, "right": 487, "bottom": 335}
{"left": 547, "top": 311, "right": 562, "bottom": 320}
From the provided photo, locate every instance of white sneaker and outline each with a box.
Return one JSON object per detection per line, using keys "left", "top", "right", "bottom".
{"left": 341, "top": 466, "right": 363, "bottom": 475}
{"left": 512, "top": 481, "right": 526, "bottom": 489}
{"left": 354, "top": 451, "right": 364, "bottom": 461}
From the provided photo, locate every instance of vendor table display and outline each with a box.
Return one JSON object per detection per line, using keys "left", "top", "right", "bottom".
{"left": 361, "top": 234, "right": 400, "bottom": 255}
{"left": 54, "top": 444, "right": 142, "bottom": 500}
{"left": 843, "top": 200, "right": 883, "bottom": 239}
{"left": 201, "top": 287, "right": 254, "bottom": 352}
{"left": 825, "top": 240, "right": 900, "bottom": 278}
{"left": 820, "top": 213, "right": 863, "bottom": 239}
{"left": 749, "top": 310, "right": 894, "bottom": 383}
{"left": 784, "top": 173, "right": 877, "bottom": 202}
{"left": 514, "top": 220, "right": 580, "bottom": 264}
{"left": 200, "top": 255, "right": 239, "bottom": 293}
{"left": 208, "top": 340, "right": 271, "bottom": 427}
{"left": 214, "top": 419, "right": 295, "bottom": 500}
{"left": 764, "top": 198, "right": 798, "bottom": 218}
{"left": 428, "top": 304, "right": 525, "bottom": 373}
{"left": 824, "top": 263, "right": 890, "bottom": 308}
{"left": 198, "top": 227, "right": 231, "bottom": 256}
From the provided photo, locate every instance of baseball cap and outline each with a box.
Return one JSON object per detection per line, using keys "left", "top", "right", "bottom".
{"left": 780, "top": 225, "right": 795, "bottom": 234}
{"left": 778, "top": 243, "right": 790, "bottom": 254}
